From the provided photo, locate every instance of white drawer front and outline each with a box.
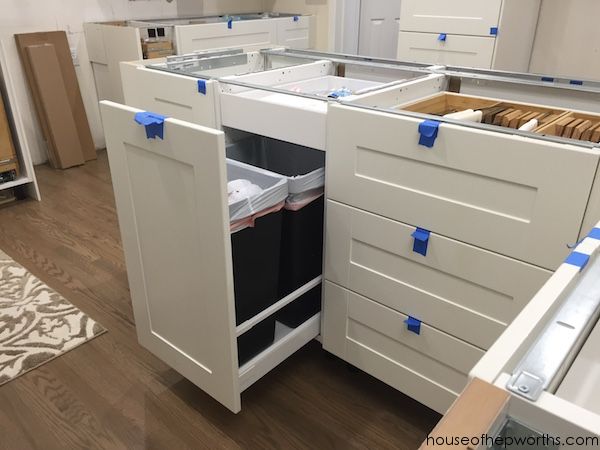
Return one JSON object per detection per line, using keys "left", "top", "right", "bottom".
{"left": 400, "top": 0, "right": 502, "bottom": 36}
{"left": 397, "top": 31, "right": 495, "bottom": 68}
{"left": 327, "top": 104, "right": 599, "bottom": 270}
{"left": 322, "top": 281, "right": 484, "bottom": 414}
{"left": 175, "top": 21, "right": 277, "bottom": 54}
{"left": 325, "top": 201, "right": 551, "bottom": 349}
{"left": 275, "top": 16, "right": 312, "bottom": 49}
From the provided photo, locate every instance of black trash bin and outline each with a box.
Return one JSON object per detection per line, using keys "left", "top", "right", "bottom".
{"left": 227, "top": 136, "right": 325, "bottom": 328}
{"left": 227, "top": 160, "right": 288, "bottom": 364}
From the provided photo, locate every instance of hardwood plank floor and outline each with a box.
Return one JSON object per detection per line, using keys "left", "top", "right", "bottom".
{"left": 0, "top": 151, "right": 440, "bottom": 449}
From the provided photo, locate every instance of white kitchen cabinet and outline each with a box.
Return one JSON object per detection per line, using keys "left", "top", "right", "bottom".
{"left": 100, "top": 100, "right": 322, "bottom": 413}
{"left": 84, "top": 14, "right": 315, "bottom": 103}
{"left": 106, "top": 48, "right": 600, "bottom": 420}
{"left": 400, "top": 0, "right": 503, "bottom": 36}
{"left": 397, "top": 0, "right": 541, "bottom": 71}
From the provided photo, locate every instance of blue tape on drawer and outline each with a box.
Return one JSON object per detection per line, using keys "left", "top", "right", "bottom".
{"left": 405, "top": 316, "right": 422, "bottom": 335}
{"left": 198, "top": 79, "right": 207, "bottom": 95}
{"left": 438, "top": 33, "right": 447, "bottom": 42}
{"left": 418, "top": 120, "right": 440, "bottom": 148}
{"left": 411, "top": 227, "right": 431, "bottom": 256}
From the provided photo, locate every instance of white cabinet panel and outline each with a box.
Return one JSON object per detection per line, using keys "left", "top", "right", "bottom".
{"left": 322, "top": 281, "right": 484, "bottom": 414}
{"left": 397, "top": 31, "right": 495, "bottom": 68}
{"left": 358, "top": 0, "right": 401, "bottom": 58}
{"left": 120, "top": 62, "right": 221, "bottom": 129}
{"left": 174, "top": 21, "right": 278, "bottom": 54}
{"left": 275, "top": 16, "right": 313, "bottom": 49}
{"left": 327, "top": 104, "right": 599, "bottom": 270}
{"left": 100, "top": 101, "right": 241, "bottom": 413}
{"left": 399, "top": 0, "right": 502, "bottom": 36}
{"left": 325, "top": 200, "right": 551, "bottom": 349}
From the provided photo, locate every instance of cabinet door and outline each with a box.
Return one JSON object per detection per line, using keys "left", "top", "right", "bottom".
{"left": 399, "top": 0, "right": 502, "bottom": 36}
{"left": 100, "top": 101, "right": 241, "bottom": 412}
{"left": 275, "top": 16, "right": 313, "bottom": 49}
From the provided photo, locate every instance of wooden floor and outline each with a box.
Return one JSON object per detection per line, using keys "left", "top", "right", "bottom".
{"left": 0, "top": 151, "right": 440, "bottom": 450}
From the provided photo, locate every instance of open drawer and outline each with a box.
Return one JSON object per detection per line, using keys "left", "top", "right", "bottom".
{"left": 463, "top": 224, "right": 600, "bottom": 444}
{"left": 100, "top": 101, "right": 322, "bottom": 413}
{"left": 327, "top": 102, "right": 599, "bottom": 270}
{"left": 219, "top": 59, "right": 434, "bottom": 150}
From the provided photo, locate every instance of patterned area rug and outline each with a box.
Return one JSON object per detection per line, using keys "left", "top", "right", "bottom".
{"left": 0, "top": 250, "right": 105, "bottom": 385}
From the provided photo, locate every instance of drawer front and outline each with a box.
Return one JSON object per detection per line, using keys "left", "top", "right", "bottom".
{"left": 397, "top": 31, "right": 495, "bottom": 68}
{"left": 327, "top": 103, "right": 599, "bottom": 270}
{"left": 175, "top": 21, "right": 278, "bottom": 55}
{"left": 400, "top": 0, "right": 502, "bottom": 36}
{"left": 322, "top": 281, "right": 484, "bottom": 414}
{"left": 325, "top": 200, "right": 551, "bottom": 349}
{"left": 275, "top": 16, "right": 312, "bottom": 49}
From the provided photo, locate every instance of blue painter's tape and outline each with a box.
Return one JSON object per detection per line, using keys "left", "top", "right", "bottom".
{"left": 490, "top": 27, "right": 498, "bottom": 35}
{"left": 565, "top": 251, "right": 590, "bottom": 271}
{"left": 570, "top": 79, "right": 584, "bottom": 86}
{"left": 411, "top": 227, "right": 430, "bottom": 257}
{"left": 438, "top": 33, "right": 447, "bottom": 42}
{"left": 293, "top": 16, "right": 299, "bottom": 22}
{"left": 405, "top": 316, "right": 422, "bottom": 335}
{"left": 198, "top": 79, "right": 207, "bottom": 95}
{"left": 541, "top": 77, "right": 555, "bottom": 82}
{"left": 588, "top": 228, "right": 600, "bottom": 240}
{"left": 134, "top": 111, "right": 166, "bottom": 140}
{"left": 227, "top": 18, "right": 233, "bottom": 29}
{"left": 418, "top": 120, "right": 440, "bottom": 148}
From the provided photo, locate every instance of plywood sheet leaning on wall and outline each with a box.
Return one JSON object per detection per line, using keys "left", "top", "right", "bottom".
{"left": 25, "top": 44, "right": 84, "bottom": 169}
{"left": 15, "top": 31, "right": 96, "bottom": 165}
{"left": 0, "top": 91, "right": 19, "bottom": 179}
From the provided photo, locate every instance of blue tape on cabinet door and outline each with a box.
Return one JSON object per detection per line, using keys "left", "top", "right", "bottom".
{"left": 198, "top": 79, "right": 207, "bottom": 95}
{"left": 134, "top": 112, "right": 167, "bottom": 140}
{"left": 438, "top": 33, "right": 447, "bottom": 41}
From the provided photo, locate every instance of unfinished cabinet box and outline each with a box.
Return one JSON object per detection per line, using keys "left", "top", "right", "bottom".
{"left": 84, "top": 14, "right": 315, "bottom": 103}
{"left": 462, "top": 225, "right": 600, "bottom": 443}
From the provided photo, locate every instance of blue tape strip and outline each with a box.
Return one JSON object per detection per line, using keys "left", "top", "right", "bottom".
{"left": 565, "top": 251, "right": 590, "bottom": 271}
{"left": 411, "top": 227, "right": 430, "bottom": 257}
{"left": 293, "top": 15, "right": 299, "bottom": 22}
{"left": 570, "top": 80, "right": 583, "bottom": 86}
{"left": 589, "top": 228, "right": 600, "bottom": 240}
{"left": 418, "top": 120, "right": 440, "bottom": 148}
{"left": 227, "top": 18, "right": 233, "bottom": 29}
{"left": 438, "top": 33, "right": 447, "bottom": 42}
{"left": 490, "top": 27, "right": 498, "bottom": 35}
{"left": 405, "top": 316, "right": 422, "bottom": 335}
{"left": 198, "top": 79, "right": 207, "bottom": 95}
{"left": 134, "top": 111, "right": 166, "bottom": 140}
{"left": 541, "top": 76, "right": 555, "bottom": 82}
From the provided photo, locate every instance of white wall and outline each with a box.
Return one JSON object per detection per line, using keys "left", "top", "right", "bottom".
{"left": 177, "top": 0, "right": 263, "bottom": 17}
{"left": 530, "top": 0, "right": 600, "bottom": 80}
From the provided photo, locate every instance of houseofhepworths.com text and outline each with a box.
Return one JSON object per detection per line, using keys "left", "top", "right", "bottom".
{"left": 425, "top": 434, "right": 599, "bottom": 447}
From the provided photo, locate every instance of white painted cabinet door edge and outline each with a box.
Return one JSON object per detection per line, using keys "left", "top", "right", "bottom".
{"left": 100, "top": 101, "right": 241, "bottom": 412}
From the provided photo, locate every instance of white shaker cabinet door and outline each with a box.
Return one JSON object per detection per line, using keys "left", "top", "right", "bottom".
{"left": 100, "top": 101, "right": 241, "bottom": 412}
